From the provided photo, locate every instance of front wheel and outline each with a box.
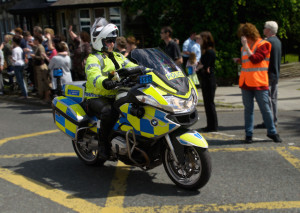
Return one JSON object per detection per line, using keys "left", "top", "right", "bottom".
{"left": 72, "top": 140, "right": 106, "bottom": 166}
{"left": 162, "top": 146, "right": 211, "bottom": 190}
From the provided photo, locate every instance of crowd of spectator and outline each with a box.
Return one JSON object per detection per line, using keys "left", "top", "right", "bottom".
{"left": 0, "top": 26, "right": 74, "bottom": 103}
{"left": 0, "top": 26, "right": 141, "bottom": 103}
{"left": 0, "top": 21, "right": 282, "bottom": 143}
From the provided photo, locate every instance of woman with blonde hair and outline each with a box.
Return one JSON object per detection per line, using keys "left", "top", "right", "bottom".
{"left": 44, "top": 28, "right": 57, "bottom": 60}
{"left": 186, "top": 52, "right": 199, "bottom": 86}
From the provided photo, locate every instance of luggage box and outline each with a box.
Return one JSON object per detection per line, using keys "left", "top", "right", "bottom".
{"left": 52, "top": 96, "right": 88, "bottom": 139}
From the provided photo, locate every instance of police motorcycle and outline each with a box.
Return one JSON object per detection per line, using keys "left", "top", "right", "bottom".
{"left": 52, "top": 48, "right": 211, "bottom": 190}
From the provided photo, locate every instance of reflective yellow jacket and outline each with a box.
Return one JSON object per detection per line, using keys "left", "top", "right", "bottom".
{"left": 85, "top": 51, "right": 137, "bottom": 99}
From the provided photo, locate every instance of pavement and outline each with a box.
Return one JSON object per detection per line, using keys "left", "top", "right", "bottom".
{"left": 0, "top": 76, "right": 299, "bottom": 111}
{"left": 211, "top": 76, "right": 300, "bottom": 111}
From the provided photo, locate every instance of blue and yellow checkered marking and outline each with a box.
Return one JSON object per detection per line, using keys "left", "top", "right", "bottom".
{"left": 113, "top": 103, "right": 179, "bottom": 138}
{"left": 53, "top": 96, "right": 87, "bottom": 120}
{"left": 55, "top": 112, "right": 77, "bottom": 138}
{"left": 64, "top": 84, "right": 85, "bottom": 103}
{"left": 53, "top": 96, "right": 87, "bottom": 139}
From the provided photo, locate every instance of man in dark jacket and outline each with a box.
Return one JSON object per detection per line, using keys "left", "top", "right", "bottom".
{"left": 256, "top": 21, "right": 281, "bottom": 128}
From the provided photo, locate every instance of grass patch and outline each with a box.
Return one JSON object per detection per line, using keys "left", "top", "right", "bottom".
{"left": 282, "top": 54, "right": 299, "bottom": 63}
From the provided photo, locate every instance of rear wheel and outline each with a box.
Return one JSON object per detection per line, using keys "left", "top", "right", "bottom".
{"left": 162, "top": 146, "right": 211, "bottom": 190}
{"left": 72, "top": 140, "right": 106, "bottom": 166}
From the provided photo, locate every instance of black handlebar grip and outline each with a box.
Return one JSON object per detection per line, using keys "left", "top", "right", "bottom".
{"left": 117, "top": 66, "right": 145, "bottom": 77}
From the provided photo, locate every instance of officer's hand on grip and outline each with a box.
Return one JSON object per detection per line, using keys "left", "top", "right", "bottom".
{"left": 102, "top": 79, "right": 117, "bottom": 90}
{"left": 108, "top": 72, "right": 115, "bottom": 80}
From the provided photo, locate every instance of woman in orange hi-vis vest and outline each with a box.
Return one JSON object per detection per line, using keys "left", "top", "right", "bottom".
{"left": 237, "top": 23, "right": 281, "bottom": 143}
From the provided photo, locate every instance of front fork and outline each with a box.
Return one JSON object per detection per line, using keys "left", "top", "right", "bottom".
{"left": 165, "top": 134, "right": 180, "bottom": 164}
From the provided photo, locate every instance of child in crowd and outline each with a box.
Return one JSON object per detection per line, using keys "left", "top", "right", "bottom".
{"left": 186, "top": 52, "right": 199, "bottom": 86}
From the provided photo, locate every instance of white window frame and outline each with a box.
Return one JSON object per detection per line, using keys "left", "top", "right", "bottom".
{"left": 60, "top": 11, "right": 67, "bottom": 39}
{"left": 79, "top": 9, "right": 91, "bottom": 33}
{"left": 109, "top": 7, "right": 122, "bottom": 35}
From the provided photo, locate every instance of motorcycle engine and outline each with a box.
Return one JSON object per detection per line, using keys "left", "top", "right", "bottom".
{"left": 111, "top": 136, "right": 128, "bottom": 155}
{"left": 76, "top": 131, "right": 99, "bottom": 151}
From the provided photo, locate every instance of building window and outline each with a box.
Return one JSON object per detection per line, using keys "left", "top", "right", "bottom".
{"left": 0, "top": 20, "right": 4, "bottom": 42}
{"left": 61, "top": 12, "right": 67, "bottom": 39}
{"left": 9, "top": 18, "right": 14, "bottom": 31}
{"left": 94, "top": 8, "right": 105, "bottom": 19}
{"left": 79, "top": 9, "right": 91, "bottom": 33}
{"left": 41, "top": 14, "right": 49, "bottom": 29}
{"left": 109, "top": 7, "right": 122, "bottom": 35}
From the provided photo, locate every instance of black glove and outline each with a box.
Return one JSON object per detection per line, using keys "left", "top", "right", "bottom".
{"left": 102, "top": 79, "right": 117, "bottom": 90}
{"left": 108, "top": 72, "right": 115, "bottom": 80}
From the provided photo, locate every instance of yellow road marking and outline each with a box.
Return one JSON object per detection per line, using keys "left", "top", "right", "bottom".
{"left": 290, "top": 146, "right": 300, "bottom": 151}
{"left": 276, "top": 147, "right": 300, "bottom": 172}
{"left": 0, "top": 130, "right": 59, "bottom": 147}
{"left": 0, "top": 146, "right": 299, "bottom": 159}
{"left": 202, "top": 132, "right": 240, "bottom": 141}
{"left": 0, "top": 153, "right": 76, "bottom": 159}
{"left": 0, "top": 166, "right": 103, "bottom": 212}
{"left": 123, "top": 201, "right": 300, "bottom": 212}
{"left": 210, "top": 147, "right": 269, "bottom": 152}
{"left": 0, "top": 147, "right": 300, "bottom": 212}
{"left": 102, "top": 161, "right": 132, "bottom": 213}
{"left": 0, "top": 163, "right": 299, "bottom": 213}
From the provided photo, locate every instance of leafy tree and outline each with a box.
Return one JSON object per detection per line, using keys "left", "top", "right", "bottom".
{"left": 123, "top": 0, "right": 300, "bottom": 85}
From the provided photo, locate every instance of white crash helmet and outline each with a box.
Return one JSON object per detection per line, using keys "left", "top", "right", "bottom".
{"left": 90, "top": 17, "right": 119, "bottom": 51}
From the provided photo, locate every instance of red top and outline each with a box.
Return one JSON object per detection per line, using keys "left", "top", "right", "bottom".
{"left": 49, "top": 49, "right": 58, "bottom": 60}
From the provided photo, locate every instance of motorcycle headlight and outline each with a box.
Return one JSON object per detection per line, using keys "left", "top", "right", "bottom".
{"left": 136, "top": 89, "right": 198, "bottom": 113}
{"left": 164, "top": 89, "right": 197, "bottom": 113}
{"left": 136, "top": 95, "right": 162, "bottom": 109}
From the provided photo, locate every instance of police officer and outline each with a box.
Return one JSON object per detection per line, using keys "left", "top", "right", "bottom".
{"left": 85, "top": 17, "right": 138, "bottom": 159}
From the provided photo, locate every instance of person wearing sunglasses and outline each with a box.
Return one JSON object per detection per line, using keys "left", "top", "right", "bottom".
{"left": 84, "top": 17, "right": 138, "bottom": 160}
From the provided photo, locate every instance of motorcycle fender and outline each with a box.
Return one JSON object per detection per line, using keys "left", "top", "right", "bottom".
{"left": 176, "top": 131, "right": 208, "bottom": 148}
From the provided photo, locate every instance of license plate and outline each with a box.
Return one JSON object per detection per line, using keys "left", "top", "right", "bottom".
{"left": 139, "top": 75, "right": 152, "bottom": 84}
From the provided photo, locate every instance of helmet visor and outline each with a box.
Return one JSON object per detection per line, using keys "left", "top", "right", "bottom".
{"left": 104, "top": 37, "right": 116, "bottom": 43}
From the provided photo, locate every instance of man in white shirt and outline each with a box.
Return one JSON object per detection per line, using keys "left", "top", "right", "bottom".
{"left": 182, "top": 32, "right": 196, "bottom": 70}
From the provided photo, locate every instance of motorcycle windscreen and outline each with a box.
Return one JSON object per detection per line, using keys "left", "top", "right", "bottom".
{"left": 131, "top": 48, "right": 189, "bottom": 95}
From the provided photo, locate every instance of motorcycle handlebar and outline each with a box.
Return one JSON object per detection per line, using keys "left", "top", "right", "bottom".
{"left": 116, "top": 66, "right": 146, "bottom": 77}
{"left": 112, "top": 66, "right": 153, "bottom": 87}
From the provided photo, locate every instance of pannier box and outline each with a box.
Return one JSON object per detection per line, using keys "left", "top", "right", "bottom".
{"left": 52, "top": 96, "right": 88, "bottom": 139}
{"left": 63, "top": 81, "right": 85, "bottom": 103}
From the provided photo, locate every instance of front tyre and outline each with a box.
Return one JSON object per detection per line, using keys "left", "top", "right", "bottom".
{"left": 162, "top": 146, "right": 211, "bottom": 190}
{"left": 72, "top": 140, "right": 106, "bottom": 166}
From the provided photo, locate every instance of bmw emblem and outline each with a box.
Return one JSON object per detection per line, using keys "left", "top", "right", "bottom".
{"left": 151, "top": 119, "right": 158, "bottom": 126}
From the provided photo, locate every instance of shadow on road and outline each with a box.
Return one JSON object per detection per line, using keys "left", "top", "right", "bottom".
{"left": 0, "top": 103, "right": 52, "bottom": 114}
{"left": 4, "top": 157, "right": 200, "bottom": 200}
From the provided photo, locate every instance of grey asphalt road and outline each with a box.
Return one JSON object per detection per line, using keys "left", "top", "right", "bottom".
{"left": 0, "top": 101, "right": 299, "bottom": 213}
